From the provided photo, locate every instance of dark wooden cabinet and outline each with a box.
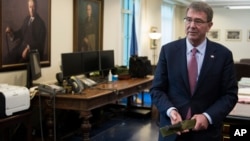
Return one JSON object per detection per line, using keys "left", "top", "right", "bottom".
{"left": 222, "top": 103, "right": 250, "bottom": 141}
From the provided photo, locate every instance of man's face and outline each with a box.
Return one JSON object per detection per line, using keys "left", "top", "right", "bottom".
{"left": 28, "top": 1, "right": 36, "bottom": 17}
{"left": 87, "top": 4, "right": 92, "bottom": 17}
{"left": 185, "top": 8, "right": 213, "bottom": 46}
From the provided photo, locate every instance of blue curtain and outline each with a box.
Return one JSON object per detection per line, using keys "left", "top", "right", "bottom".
{"left": 130, "top": 3, "right": 138, "bottom": 56}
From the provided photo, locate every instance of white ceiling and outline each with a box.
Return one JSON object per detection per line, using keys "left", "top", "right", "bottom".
{"left": 164, "top": 0, "right": 250, "bottom": 7}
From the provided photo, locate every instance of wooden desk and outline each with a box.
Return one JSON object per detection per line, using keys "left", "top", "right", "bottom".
{"left": 35, "top": 76, "right": 153, "bottom": 141}
{"left": 222, "top": 103, "right": 250, "bottom": 141}
{"left": 0, "top": 110, "right": 32, "bottom": 141}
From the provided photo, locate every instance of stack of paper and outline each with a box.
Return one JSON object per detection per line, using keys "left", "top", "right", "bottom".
{"left": 238, "top": 87, "right": 250, "bottom": 104}
{"left": 238, "top": 87, "right": 250, "bottom": 96}
{"left": 238, "top": 77, "right": 250, "bottom": 87}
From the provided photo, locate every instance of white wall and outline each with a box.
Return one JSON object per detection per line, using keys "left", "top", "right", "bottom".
{"left": 140, "top": 0, "right": 162, "bottom": 63}
{"left": 173, "top": 7, "right": 250, "bottom": 62}
{"left": 212, "top": 8, "right": 250, "bottom": 61}
{"left": 103, "top": 0, "right": 122, "bottom": 66}
{"left": 0, "top": 0, "right": 250, "bottom": 86}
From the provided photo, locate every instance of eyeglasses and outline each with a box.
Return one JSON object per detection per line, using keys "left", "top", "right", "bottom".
{"left": 184, "top": 17, "right": 209, "bottom": 26}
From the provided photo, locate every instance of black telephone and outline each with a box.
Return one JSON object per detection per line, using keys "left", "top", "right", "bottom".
{"left": 68, "top": 76, "right": 84, "bottom": 93}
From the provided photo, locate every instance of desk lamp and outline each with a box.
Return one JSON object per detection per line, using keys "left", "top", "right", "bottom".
{"left": 149, "top": 27, "right": 161, "bottom": 66}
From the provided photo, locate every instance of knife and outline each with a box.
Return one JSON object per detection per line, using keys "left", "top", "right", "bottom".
{"left": 160, "top": 119, "right": 196, "bottom": 137}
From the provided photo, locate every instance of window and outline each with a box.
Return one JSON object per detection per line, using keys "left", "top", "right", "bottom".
{"left": 122, "top": 0, "right": 140, "bottom": 66}
{"left": 161, "top": 3, "right": 174, "bottom": 45}
{"left": 121, "top": 1, "right": 174, "bottom": 65}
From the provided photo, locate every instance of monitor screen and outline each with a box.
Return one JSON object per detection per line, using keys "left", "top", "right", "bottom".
{"left": 27, "top": 49, "right": 42, "bottom": 88}
{"left": 61, "top": 52, "right": 82, "bottom": 78}
{"left": 100, "top": 50, "right": 114, "bottom": 70}
{"left": 82, "top": 51, "right": 100, "bottom": 73}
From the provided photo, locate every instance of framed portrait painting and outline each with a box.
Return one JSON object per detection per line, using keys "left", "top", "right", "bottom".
{"left": 0, "top": 0, "right": 51, "bottom": 71}
{"left": 73, "top": 0, "right": 103, "bottom": 52}
{"left": 226, "top": 30, "right": 242, "bottom": 41}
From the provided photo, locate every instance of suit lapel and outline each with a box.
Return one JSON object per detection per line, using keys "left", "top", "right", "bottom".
{"left": 195, "top": 40, "right": 216, "bottom": 93}
{"left": 177, "top": 39, "right": 190, "bottom": 94}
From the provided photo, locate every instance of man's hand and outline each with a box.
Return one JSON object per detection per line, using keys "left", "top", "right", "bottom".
{"left": 5, "top": 26, "right": 11, "bottom": 33}
{"left": 22, "top": 45, "right": 30, "bottom": 59}
{"left": 83, "top": 37, "right": 89, "bottom": 43}
{"left": 191, "top": 114, "right": 209, "bottom": 131}
{"left": 170, "top": 110, "right": 182, "bottom": 124}
{"left": 5, "top": 26, "right": 14, "bottom": 39}
{"left": 169, "top": 110, "right": 186, "bottom": 135}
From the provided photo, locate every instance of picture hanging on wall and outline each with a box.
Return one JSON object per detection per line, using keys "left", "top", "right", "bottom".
{"left": 225, "top": 30, "right": 242, "bottom": 41}
{"left": 248, "top": 30, "right": 250, "bottom": 41}
{"left": 0, "top": 0, "right": 51, "bottom": 72}
{"left": 207, "top": 29, "right": 220, "bottom": 41}
{"left": 73, "top": 0, "right": 103, "bottom": 52}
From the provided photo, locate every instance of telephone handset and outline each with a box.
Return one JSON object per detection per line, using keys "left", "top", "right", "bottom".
{"left": 69, "top": 76, "right": 84, "bottom": 93}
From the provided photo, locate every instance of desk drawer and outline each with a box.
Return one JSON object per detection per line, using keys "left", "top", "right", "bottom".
{"left": 116, "top": 82, "right": 151, "bottom": 99}
{"left": 222, "top": 124, "right": 230, "bottom": 141}
{"left": 222, "top": 124, "right": 230, "bottom": 134}
{"left": 222, "top": 136, "right": 230, "bottom": 141}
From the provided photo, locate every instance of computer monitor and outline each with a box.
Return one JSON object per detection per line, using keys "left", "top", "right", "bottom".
{"left": 26, "top": 49, "right": 42, "bottom": 88}
{"left": 82, "top": 51, "right": 100, "bottom": 73}
{"left": 100, "top": 50, "right": 115, "bottom": 70}
{"left": 61, "top": 52, "right": 82, "bottom": 78}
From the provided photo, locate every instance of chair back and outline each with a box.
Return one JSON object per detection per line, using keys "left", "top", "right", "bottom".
{"left": 239, "top": 58, "right": 250, "bottom": 64}
{"left": 234, "top": 63, "right": 250, "bottom": 81}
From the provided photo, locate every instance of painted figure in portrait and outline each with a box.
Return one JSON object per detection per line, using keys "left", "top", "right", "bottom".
{"left": 76, "top": 0, "right": 101, "bottom": 52}
{"left": 2, "top": 0, "right": 48, "bottom": 66}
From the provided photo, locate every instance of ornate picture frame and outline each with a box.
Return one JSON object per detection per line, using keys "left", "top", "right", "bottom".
{"left": 207, "top": 29, "right": 220, "bottom": 41}
{"left": 0, "top": 0, "right": 51, "bottom": 71}
{"left": 73, "top": 0, "right": 103, "bottom": 52}
{"left": 226, "top": 30, "right": 242, "bottom": 41}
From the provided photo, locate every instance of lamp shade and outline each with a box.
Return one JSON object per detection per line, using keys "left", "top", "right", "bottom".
{"left": 149, "top": 32, "right": 162, "bottom": 39}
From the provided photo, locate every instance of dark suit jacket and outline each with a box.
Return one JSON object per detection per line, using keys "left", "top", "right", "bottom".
{"left": 4, "top": 14, "right": 46, "bottom": 64}
{"left": 20, "top": 14, "right": 46, "bottom": 59}
{"left": 150, "top": 38, "right": 238, "bottom": 141}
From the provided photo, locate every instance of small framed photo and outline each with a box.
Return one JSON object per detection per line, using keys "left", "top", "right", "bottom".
{"left": 247, "top": 30, "right": 250, "bottom": 41}
{"left": 207, "top": 29, "right": 220, "bottom": 41}
{"left": 226, "top": 30, "right": 242, "bottom": 41}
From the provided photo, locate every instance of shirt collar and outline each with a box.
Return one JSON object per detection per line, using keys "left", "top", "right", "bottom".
{"left": 186, "top": 38, "right": 206, "bottom": 55}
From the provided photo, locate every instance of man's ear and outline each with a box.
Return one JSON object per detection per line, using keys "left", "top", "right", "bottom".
{"left": 207, "top": 22, "right": 213, "bottom": 31}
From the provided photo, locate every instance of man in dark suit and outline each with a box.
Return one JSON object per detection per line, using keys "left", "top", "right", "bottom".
{"left": 5, "top": 0, "right": 46, "bottom": 64}
{"left": 150, "top": 1, "right": 238, "bottom": 141}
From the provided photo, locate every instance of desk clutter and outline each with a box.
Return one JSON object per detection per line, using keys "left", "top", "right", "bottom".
{"left": 55, "top": 73, "right": 110, "bottom": 94}
{"left": 238, "top": 77, "right": 250, "bottom": 104}
{"left": 238, "top": 88, "right": 250, "bottom": 104}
